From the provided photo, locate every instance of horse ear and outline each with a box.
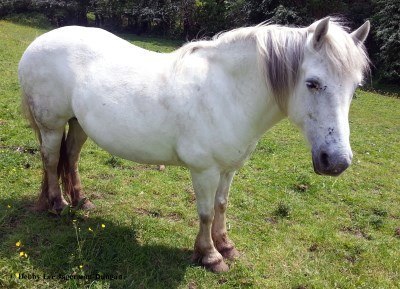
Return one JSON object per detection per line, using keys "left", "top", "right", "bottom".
{"left": 312, "top": 17, "right": 330, "bottom": 50}
{"left": 351, "top": 20, "right": 370, "bottom": 44}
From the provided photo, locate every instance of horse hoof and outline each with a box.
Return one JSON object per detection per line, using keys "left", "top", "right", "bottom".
{"left": 52, "top": 199, "right": 69, "bottom": 212}
{"left": 220, "top": 247, "right": 240, "bottom": 260}
{"left": 191, "top": 252, "right": 229, "bottom": 273}
{"left": 81, "top": 200, "right": 96, "bottom": 210}
{"left": 35, "top": 202, "right": 49, "bottom": 212}
{"left": 206, "top": 259, "right": 229, "bottom": 273}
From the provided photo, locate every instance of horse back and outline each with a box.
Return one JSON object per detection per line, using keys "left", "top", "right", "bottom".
{"left": 18, "top": 26, "right": 163, "bottom": 127}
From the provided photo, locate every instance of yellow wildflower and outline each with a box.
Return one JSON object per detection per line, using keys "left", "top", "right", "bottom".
{"left": 101, "top": 224, "right": 105, "bottom": 229}
{"left": 88, "top": 227, "right": 93, "bottom": 232}
{"left": 16, "top": 241, "right": 21, "bottom": 247}
{"left": 7, "top": 205, "right": 11, "bottom": 208}
{"left": 24, "top": 253, "right": 28, "bottom": 258}
{"left": 19, "top": 251, "right": 24, "bottom": 257}
{"left": 15, "top": 273, "right": 20, "bottom": 278}
{"left": 79, "top": 265, "right": 83, "bottom": 269}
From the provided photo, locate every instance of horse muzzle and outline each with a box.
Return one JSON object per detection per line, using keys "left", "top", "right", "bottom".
{"left": 312, "top": 148, "right": 352, "bottom": 176}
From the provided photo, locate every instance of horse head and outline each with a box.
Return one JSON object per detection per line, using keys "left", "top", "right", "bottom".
{"left": 287, "top": 17, "right": 370, "bottom": 176}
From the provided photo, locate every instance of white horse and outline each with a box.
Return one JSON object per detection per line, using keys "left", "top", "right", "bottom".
{"left": 19, "top": 17, "right": 370, "bottom": 272}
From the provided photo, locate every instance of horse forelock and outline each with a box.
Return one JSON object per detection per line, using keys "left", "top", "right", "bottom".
{"left": 310, "top": 20, "right": 370, "bottom": 79}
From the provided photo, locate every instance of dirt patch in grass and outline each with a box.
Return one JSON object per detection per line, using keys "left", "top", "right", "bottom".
{"left": 133, "top": 207, "right": 182, "bottom": 221}
{"left": 265, "top": 217, "right": 278, "bottom": 224}
{"left": 165, "top": 212, "right": 183, "bottom": 222}
{"left": 341, "top": 226, "right": 372, "bottom": 240}
{"left": 294, "top": 183, "right": 309, "bottom": 192}
{"left": 308, "top": 243, "right": 319, "bottom": 252}
{"left": 395, "top": 227, "right": 400, "bottom": 238}
{"left": 87, "top": 191, "right": 104, "bottom": 200}
{"left": 185, "top": 186, "right": 196, "bottom": 204}
{"left": 134, "top": 207, "right": 161, "bottom": 217}
{"left": 3, "top": 215, "right": 21, "bottom": 229}
{"left": 0, "top": 145, "right": 38, "bottom": 154}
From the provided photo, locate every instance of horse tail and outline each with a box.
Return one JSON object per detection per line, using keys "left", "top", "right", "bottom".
{"left": 21, "top": 91, "right": 48, "bottom": 209}
{"left": 21, "top": 91, "right": 41, "bottom": 142}
{"left": 58, "top": 129, "right": 75, "bottom": 203}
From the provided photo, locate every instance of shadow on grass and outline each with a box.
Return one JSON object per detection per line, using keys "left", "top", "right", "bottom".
{"left": 0, "top": 197, "right": 191, "bottom": 289}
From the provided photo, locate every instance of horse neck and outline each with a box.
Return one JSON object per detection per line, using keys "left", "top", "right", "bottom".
{"left": 212, "top": 38, "right": 285, "bottom": 137}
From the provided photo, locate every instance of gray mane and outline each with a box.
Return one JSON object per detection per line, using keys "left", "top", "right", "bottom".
{"left": 176, "top": 20, "right": 370, "bottom": 113}
{"left": 254, "top": 25, "right": 307, "bottom": 112}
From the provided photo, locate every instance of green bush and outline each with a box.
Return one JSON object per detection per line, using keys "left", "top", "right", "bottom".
{"left": 372, "top": 0, "right": 400, "bottom": 84}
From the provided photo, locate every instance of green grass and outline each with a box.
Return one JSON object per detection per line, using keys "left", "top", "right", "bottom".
{"left": 1, "top": 14, "right": 400, "bottom": 289}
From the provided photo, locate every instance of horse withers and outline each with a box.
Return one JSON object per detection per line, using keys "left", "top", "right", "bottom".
{"left": 18, "top": 17, "right": 370, "bottom": 272}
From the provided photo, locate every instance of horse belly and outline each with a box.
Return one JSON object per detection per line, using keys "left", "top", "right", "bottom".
{"left": 72, "top": 89, "right": 181, "bottom": 165}
{"left": 83, "top": 122, "right": 180, "bottom": 165}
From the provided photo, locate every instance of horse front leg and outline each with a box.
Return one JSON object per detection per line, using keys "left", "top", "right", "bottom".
{"left": 212, "top": 171, "right": 240, "bottom": 260}
{"left": 190, "top": 168, "right": 229, "bottom": 272}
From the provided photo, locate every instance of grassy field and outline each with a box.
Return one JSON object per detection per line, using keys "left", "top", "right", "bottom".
{"left": 1, "top": 14, "right": 399, "bottom": 289}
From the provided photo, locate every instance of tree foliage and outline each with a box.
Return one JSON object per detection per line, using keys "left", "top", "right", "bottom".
{"left": 0, "top": 0, "right": 398, "bottom": 85}
{"left": 372, "top": 0, "right": 400, "bottom": 84}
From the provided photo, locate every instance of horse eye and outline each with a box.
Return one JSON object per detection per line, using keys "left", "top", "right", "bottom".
{"left": 306, "top": 80, "right": 319, "bottom": 90}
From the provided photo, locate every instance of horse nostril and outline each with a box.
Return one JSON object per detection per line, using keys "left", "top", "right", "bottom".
{"left": 320, "top": 151, "right": 330, "bottom": 167}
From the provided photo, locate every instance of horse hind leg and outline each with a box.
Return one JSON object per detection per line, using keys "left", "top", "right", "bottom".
{"left": 63, "top": 118, "right": 95, "bottom": 210}
{"left": 37, "top": 128, "right": 69, "bottom": 211}
{"left": 36, "top": 119, "right": 94, "bottom": 211}
{"left": 21, "top": 92, "right": 65, "bottom": 211}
